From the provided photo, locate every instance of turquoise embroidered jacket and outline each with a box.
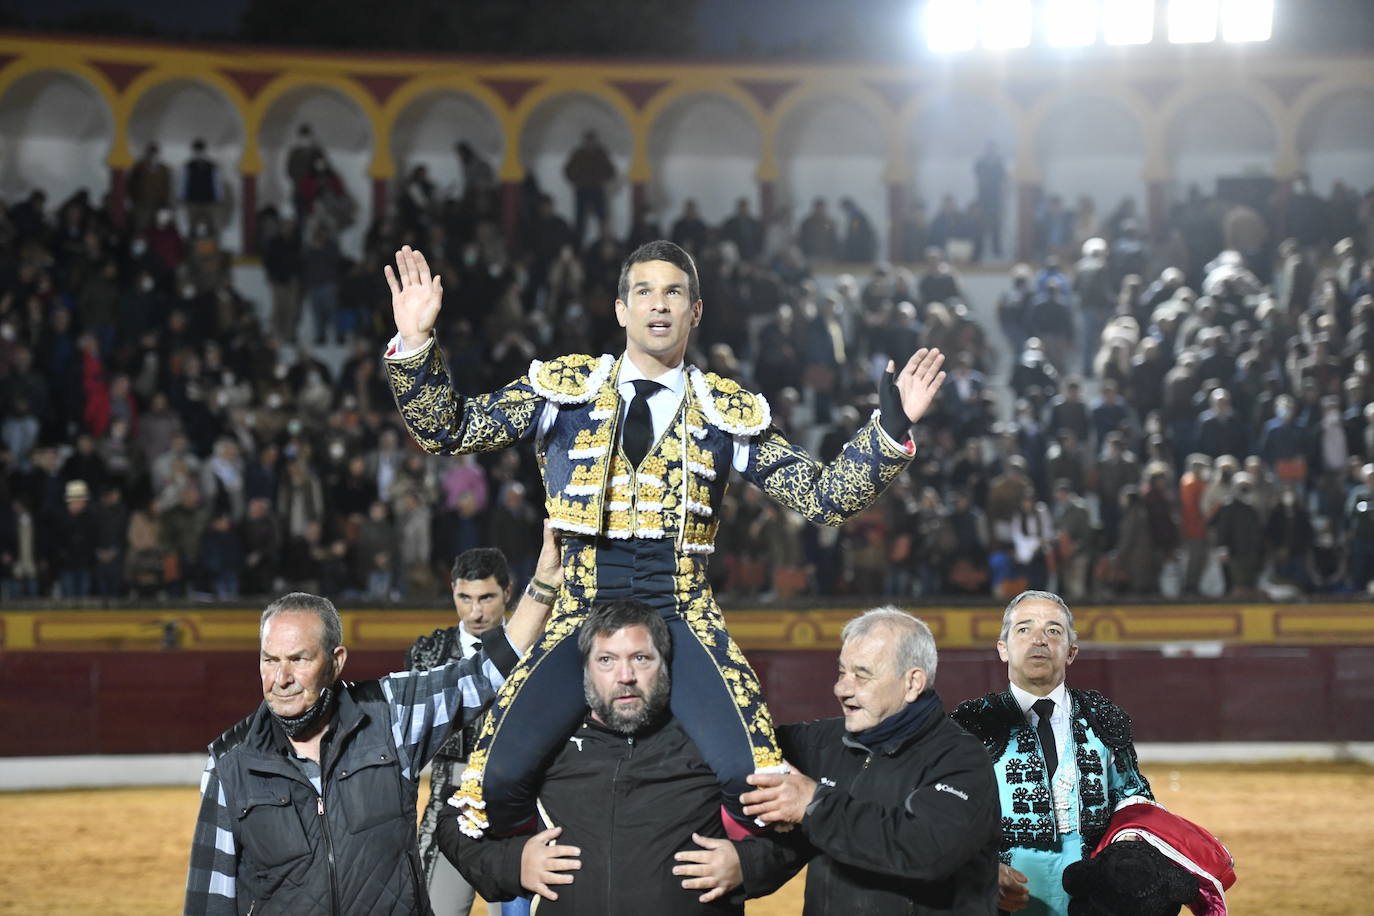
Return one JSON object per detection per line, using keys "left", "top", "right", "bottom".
{"left": 951, "top": 687, "right": 1154, "bottom": 859}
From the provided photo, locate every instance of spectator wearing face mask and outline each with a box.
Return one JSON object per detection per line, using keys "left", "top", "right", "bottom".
{"left": 1258, "top": 394, "right": 1307, "bottom": 486}
{"left": 1211, "top": 472, "right": 1266, "bottom": 598}
{"left": 145, "top": 207, "right": 185, "bottom": 275}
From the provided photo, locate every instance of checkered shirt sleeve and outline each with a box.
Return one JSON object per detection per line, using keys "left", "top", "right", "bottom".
{"left": 183, "top": 753, "right": 238, "bottom": 915}
{"left": 380, "top": 633, "right": 513, "bottom": 781}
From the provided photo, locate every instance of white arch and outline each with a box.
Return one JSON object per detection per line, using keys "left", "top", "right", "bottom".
{"left": 259, "top": 85, "right": 375, "bottom": 255}
{"left": 908, "top": 93, "right": 1020, "bottom": 258}
{"left": 127, "top": 78, "right": 247, "bottom": 247}
{"left": 391, "top": 89, "right": 504, "bottom": 204}
{"left": 1166, "top": 91, "right": 1279, "bottom": 197}
{"left": 1295, "top": 87, "right": 1374, "bottom": 194}
{"left": 647, "top": 92, "right": 761, "bottom": 226}
{"left": 1034, "top": 93, "right": 1146, "bottom": 236}
{"left": 776, "top": 94, "right": 888, "bottom": 255}
{"left": 519, "top": 91, "right": 634, "bottom": 242}
{"left": 0, "top": 70, "right": 113, "bottom": 205}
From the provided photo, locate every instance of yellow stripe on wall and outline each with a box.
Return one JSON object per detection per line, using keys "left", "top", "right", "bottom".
{"left": 2, "top": 604, "right": 1371, "bottom": 652}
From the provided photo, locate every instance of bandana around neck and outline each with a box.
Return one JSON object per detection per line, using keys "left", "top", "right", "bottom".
{"left": 271, "top": 684, "right": 338, "bottom": 740}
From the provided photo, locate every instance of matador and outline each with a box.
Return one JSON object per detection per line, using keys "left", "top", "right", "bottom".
{"left": 383, "top": 240, "right": 946, "bottom": 838}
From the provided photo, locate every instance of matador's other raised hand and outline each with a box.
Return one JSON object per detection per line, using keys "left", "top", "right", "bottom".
{"left": 385, "top": 245, "right": 443, "bottom": 351}
{"left": 877, "top": 347, "right": 947, "bottom": 443}
{"left": 892, "top": 347, "right": 947, "bottom": 425}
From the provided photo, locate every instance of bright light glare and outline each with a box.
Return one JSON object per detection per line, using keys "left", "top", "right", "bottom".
{"left": 1103, "top": 0, "right": 1154, "bottom": 45}
{"left": 981, "top": 0, "right": 1032, "bottom": 49}
{"left": 1046, "top": 0, "right": 1098, "bottom": 47}
{"left": 1169, "top": 0, "right": 1219, "bottom": 43}
{"left": 1222, "top": 0, "right": 1273, "bottom": 41}
{"left": 925, "top": 0, "right": 977, "bottom": 52}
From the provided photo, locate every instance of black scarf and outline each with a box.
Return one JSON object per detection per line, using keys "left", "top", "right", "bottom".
{"left": 852, "top": 690, "right": 943, "bottom": 752}
{"left": 271, "top": 684, "right": 338, "bottom": 740}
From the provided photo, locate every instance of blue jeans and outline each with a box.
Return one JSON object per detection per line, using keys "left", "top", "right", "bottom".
{"left": 305, "top": 283, "right": 338, "bottom": 343}
{"left": 573, "top": 187, "right": 607, "bottom": 244}
{"left": 366, "top": 569, "right": 394, "bottom": 600}
{"left": 1, "top": 577, "right": 38, "bottom": 599}
{"left": 59, "top": 568, "right": 92, "bottom": 599}
{"left": 213, "top": 572, "right": 240, "bottom": 599}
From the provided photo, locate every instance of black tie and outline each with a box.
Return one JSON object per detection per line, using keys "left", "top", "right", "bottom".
{"left": 1032, "top": 698, "right": 1058, "bottom": 777}
{"left": 622, "top": 379, "right": 662, "bottom": 468}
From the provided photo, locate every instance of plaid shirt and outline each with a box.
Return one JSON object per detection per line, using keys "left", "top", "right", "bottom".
{"left": 184, "top": 630, "right": 515, "bottom": 916}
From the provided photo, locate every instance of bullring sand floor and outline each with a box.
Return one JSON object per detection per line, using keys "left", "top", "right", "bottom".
{"left": 1, "top": 763, "right": 1368, "bottom": 914}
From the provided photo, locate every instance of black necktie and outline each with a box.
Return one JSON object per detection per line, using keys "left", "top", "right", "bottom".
{"left": 623, "top": 379, "right": 662, "bottom": 468}
{"left": 1032, "top": 698, "right": 1058, "bottom": 777}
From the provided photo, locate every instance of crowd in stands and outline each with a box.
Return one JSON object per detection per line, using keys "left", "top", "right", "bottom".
{"left": 1, "top": 127, "right": 1372, "bottom": 605}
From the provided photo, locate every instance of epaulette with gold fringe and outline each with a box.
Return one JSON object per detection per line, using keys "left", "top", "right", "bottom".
{"left": 688, "top": 367, "right": 771, "bottom": 436}
{"left": 527, "top": 354, "right": 614, "bottom": 405}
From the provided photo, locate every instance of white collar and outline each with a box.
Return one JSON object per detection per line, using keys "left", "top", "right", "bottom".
{"left": 1009, "top": 681, "right": 1069, "bottom": 719}
{"left": 617, "top": 355, "right": 686, "bottom": 397}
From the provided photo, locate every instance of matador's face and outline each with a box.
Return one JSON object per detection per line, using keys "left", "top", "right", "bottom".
{"left": 614, "top": 259, "right": 702, "bottom": 370}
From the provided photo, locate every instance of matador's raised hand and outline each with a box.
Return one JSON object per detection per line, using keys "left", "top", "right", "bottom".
{"left": 892, "top": 347, "right": 947, "bottom": 425}
{"left": 385, "top": 245, "right": 444, "bottom": 351}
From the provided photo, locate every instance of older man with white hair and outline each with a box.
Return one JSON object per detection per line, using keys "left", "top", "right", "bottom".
{"left": 184, "top": 526, "right": 560, "bottom": 916}
{"left": 741, "top": 606, "right": 1000, "bottom": 915}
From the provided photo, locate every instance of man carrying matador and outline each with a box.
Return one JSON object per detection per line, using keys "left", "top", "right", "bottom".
{"left": 382, "top": 240, "right": 946, "bottom": 839}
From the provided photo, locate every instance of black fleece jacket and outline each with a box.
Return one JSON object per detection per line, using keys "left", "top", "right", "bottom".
{"left": 438, "top": 714, "right": 799, "bottom": 916}
{"left": 778, "top": 694, "right": 1001, "bottom": 915}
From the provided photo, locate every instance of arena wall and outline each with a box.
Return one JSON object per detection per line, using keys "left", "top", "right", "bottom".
{"left": 3, "top": 603, "right": 1370, "bottom": 756}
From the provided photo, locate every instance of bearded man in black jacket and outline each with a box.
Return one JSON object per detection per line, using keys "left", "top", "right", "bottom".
{"left": 742, "top": 607, "right": 1000, "bottom": 915}
{"left": 439, "top": 599, "right": 797, "bottom": 915}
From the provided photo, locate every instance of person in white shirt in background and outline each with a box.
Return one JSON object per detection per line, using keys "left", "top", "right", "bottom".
{"left": 407, "top": 538, "right": 557, "bottom": 916}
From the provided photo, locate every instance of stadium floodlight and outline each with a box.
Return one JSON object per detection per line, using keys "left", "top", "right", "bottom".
{"left": 925, "top": 0, "right": 977, "bottom": 52}
{"left": 1046, "top": 0, "right": 1098, "bottom": 47}
{"left": 1168, "top": 0, "right": 1219, "bottom": 43}
{"left": 1221, "top": 0, "right": 1273, "bottom": 42}
{"left": 1102, "top": 0, "right": 1154, "bottom": 45}
{"left": 981, "top": 0, "right": 1032, "bottom": 49}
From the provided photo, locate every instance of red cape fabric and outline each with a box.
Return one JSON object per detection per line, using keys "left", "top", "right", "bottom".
{"left": 1093, "top": 804, "right": 1236, "bottom": 915}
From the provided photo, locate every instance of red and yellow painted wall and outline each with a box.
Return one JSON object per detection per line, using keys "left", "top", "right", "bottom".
{"left": 2, "top": 603, "right": 1370, "bottom": 755}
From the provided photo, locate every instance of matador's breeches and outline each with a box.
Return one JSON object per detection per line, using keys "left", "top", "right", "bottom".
{"left": 448, "top": 536, "right": 783, "bottom": 837}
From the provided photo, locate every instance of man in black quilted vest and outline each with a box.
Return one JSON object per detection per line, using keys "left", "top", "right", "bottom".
{"left": 183, "top": 525, "right": 556, "bottom": 916}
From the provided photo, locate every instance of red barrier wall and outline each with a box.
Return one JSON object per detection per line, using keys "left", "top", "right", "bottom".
{"left": 3, "top": 645, "right": 1371, "bottom": 756}
{"left": 750, "top": 646, "right": 1374, "bottom": 743}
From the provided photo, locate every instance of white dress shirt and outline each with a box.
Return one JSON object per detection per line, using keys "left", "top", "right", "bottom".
{"left": 456, "top": 624, "right": 483, "bottom": 660}
{"left": 612, "top": 358, "right": 688, "bottom": 446}
{"left": 1009, "top": 680, "right": 1070, "bottom": 767}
